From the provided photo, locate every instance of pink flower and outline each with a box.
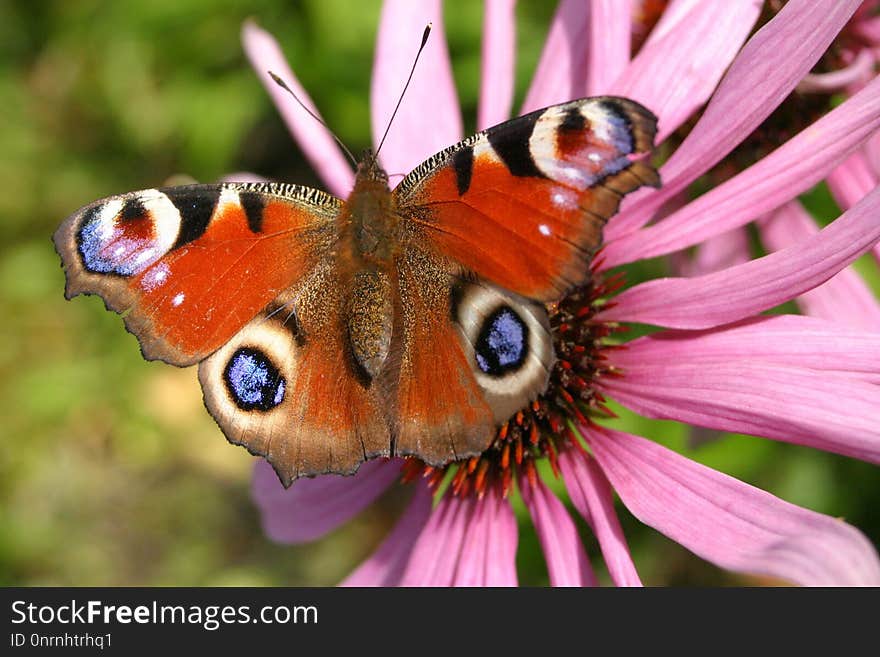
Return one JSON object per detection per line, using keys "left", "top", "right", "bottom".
{"left": 770, "top": 1, "right": 880, "bottom": 330}
{"left": 243, "top": 0, "right": 880, "bottom": 586}
{"left": 798, "top": 0, "right": 880, "bottom": 94}
{"left": 727, "top": 1, "right": 880, "bottom": 331}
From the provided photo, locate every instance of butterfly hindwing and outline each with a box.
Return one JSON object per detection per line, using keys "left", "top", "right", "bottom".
{"left": 394, "top": 97, "right": 660, "bottom": 301}
{"left": 54, "top": 182, "right": 339, "bottom": 366}
{"left": 391, "top": 247, "right": 556, "bottom": 466}
{"left": 391, "top": 247, "right": 496, "bottom": 464}
{"left": 198, "top": 258, "right": 390, "bottom": 485}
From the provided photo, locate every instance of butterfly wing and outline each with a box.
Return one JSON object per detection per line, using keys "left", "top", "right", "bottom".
{"left": 390, "top": 246, "right": 556, "bottom": 466}
{"left": 56, "top": 181, "right": 392, "bottom": 484}
{"left": 198, "top": 257, "right": 390, "bottom": 485}
{"left": 54, "top": 182, "right": 339, "bottom": 366}
{"left": 393, "top": 97, "right": 660, "bottom": 301}
{"left": 385, "top": 97, "right": 658, "bottom": 464}
{"left": 391, "top": 246, "right": 494, "bottom": 464}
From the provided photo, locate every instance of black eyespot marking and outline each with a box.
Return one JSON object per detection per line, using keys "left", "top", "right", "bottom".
{"left": 166, "top": 188, "right": 220, "bottom": 248}
{"left": 486, "top": 111, "right": 545, "bottom": 178}
{"left": 560, "top": 106, "right": 586, "bottom": 133}
{"left": 120, "top": 196, "right": 148, "bottom": 222}
{"left": 223, "top": 347, "right": 286, "bottom": 411}
{"left": 475, "top": 306, "right": 529, "bottom": 377}
{"left": 452, "top": 145, "right": 474, "bottom": 195}
{"left": 239, "top": 191, "right": 266, "bottom": 233}
{"left": 598, "top": 98, "right": 629, "bottom": 124}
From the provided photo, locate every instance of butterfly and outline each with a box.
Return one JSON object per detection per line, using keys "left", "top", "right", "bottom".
{"left": 54, "top": 97, "right": 659, "bottom": 487}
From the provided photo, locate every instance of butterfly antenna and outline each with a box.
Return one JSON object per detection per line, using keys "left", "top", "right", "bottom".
{"left": 268, "top": 71, "right": 358, "bottom": 166}
{"left": 375, "top": 23, "right": 432, "bottom": 159}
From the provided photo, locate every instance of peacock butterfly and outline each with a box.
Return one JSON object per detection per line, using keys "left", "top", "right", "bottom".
{"left": 54, "top": 96, "right": 659, "bottom": 486}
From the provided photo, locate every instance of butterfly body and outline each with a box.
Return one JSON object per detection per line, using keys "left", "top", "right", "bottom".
{"left": 333, "top": 156, "right": 401, "bottom": 380}
{"left": 55, "top": 97, "right": 660, "bottom": 486}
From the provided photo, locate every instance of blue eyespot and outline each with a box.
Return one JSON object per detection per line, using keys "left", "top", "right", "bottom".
{"left": 475, "top": 306, "right": 529, "bottom": 376}
{"left": 223, "top": 348, "right": 286, "bottom": 411}
{"left": 78, "top": 209, "right": 123, "bottom": 274}
{"left": 77, "top": 202, "right": 159, "bottom": 276}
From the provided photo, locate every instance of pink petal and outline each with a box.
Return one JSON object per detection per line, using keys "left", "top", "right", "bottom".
{"left": 587, "top": 427, "right": 880, "bottom": 586}
{"left": 453, "top": 487, "right": 518, "bottom": 586}
{"left": 640, "top": 0, "right": 706, "bottom": 44}
{"left": 826, "top": 148, "right": 878, "bottom": 211}
{"left": 400, "top": 491, "right": 517, "bottom": 586}
{"left": 372, "top": 0, "right": 462, "bottom": 176}
{"left": 759, "top": 202, "right": 880, "bottom": 331}
{"left": 599, "top": 360, "right": 880, "bottom": 464}
{"left": 449, "top": 500, "right": 490, "bottom": 587}
{"left": 607, "top": 0, "right": 863, "bottom": 240}
{"left": 610, "top": 0, "right": 761, "bottom": 143}
{"left": 241, "top": 21, "right": 354, "bottom": 196}
{"left": 601, "top": 184, "right": 880, "bottom": 329}
{"left": 340, "top": 481, "right": 433, "bottom": 587}
{"left": 522, "top": 0, "right": 631, "bottom": 112}
{"left": 671, "top": 227, "right": 751, "bottom": 277}
{"left": 829, "top": 144, "right": 880, "bottom": 264}
{"left": 610, "top": 314, "right": 880, "bottom": 385}
{"left": 506, "top": 0, "right": 630, "bottom": 114}
{"left": 603, "top": 74, "right": 880, "bottom": 267}
{"left": 483, "top": 489, "right": 519, "bottom": 586}
{"left": 583, "top": 0, "right": 631, "bottom": 96}
{"left": 400, "top": 492, "right": 471, "bottom": 586}
{"left": 866, "top": 130, "right": 880, "bottom": 177}
{"left": 477, "top": 0, "right": 516, "bottom": 130}
{"left": 399, "top": 490, "right": 518, "bottom": 586}
{"left": 558, "top": 445, "right": 642, "bottom": 586}
{"left": 798, "top": 48, "right": 877, "bottom": 92}
{"left": 853, "top": 13, "right": 880, "bottom": 43}
{"left": 520, "top": 474, "right": 597, "bottom": 587}
{"left": 251, "top": 458, "right": 401, "bottom": 544}
{"left": 521, "top": 0, "right": 589, "bottom": 112}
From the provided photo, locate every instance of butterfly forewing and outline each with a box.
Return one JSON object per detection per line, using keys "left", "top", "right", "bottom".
{"left": 54, "top": 182, "right": 339, "bottom": 365}
{"left": 393, "top": 97, "right": 660, "bottom": 301}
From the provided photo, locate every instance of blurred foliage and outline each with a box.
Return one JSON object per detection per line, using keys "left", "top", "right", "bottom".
{"left": 1, "top": 0, "right": 877, "bottom": 587}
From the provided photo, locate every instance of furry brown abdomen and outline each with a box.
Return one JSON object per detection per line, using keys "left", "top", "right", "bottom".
{"left": 347, "top": 269, "right": 394, "bottom": 381}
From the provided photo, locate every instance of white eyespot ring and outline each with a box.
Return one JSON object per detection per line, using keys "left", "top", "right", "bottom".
{"left": 453, "top": 281, "right": 555, "bottom": 424}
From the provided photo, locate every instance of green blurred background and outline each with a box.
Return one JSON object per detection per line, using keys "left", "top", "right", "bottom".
{"left": 1, "top": 0, "right": 877, "bottom": 586}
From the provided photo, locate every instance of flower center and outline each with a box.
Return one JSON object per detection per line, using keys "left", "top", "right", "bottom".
{"left": 401, "top": 265, "right": 624, "bottom": 498}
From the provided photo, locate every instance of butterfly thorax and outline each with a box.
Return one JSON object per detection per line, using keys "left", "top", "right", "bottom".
{"left": 344, "top": 152, "right": 397, "bottom": 266}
